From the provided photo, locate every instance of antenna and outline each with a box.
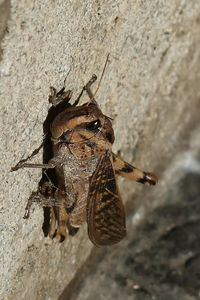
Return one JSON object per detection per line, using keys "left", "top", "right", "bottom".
{"left": 94, "top": 53, "right": 110, "bottom": 97}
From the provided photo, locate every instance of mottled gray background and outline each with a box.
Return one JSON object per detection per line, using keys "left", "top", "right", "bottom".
{"left": 0, "top": 1, "right": 200, "bottom": 300}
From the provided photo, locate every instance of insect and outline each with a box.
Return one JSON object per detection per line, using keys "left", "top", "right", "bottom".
{"left": 12, "top": 71, "right": 158, "bottom": 246}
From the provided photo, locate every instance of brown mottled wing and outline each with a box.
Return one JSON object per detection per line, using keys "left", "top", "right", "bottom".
{"left": 87, "top": 151, "right": 126, "bottom": 246}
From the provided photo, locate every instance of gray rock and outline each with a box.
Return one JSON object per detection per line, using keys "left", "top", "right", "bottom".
{"left": 0, "top": 1, "right": 200, "bottom": 299}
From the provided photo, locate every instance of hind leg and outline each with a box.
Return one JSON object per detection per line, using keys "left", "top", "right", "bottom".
{"left": 112, "top": 153, "right": 158, "bottom": 186}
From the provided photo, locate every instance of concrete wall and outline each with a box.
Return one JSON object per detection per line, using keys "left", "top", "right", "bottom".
{"left": 1, "top": 1, "right": 200, "bottom": 299}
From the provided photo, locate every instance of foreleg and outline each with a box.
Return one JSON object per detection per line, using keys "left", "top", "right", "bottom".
{"left": 11, "top": 142, "right": 44, "bottom": 171}
{"left": 11, "top": 158, "right": 60, "bottom": 171}
{"left": 48, "top": 86, "right": 72, "bottom": 106}
{"left": 23, "top": 188, "right": 60, "bottom": 219}
{"left": 73, "top": 74, "right": 98, "bottom": 106}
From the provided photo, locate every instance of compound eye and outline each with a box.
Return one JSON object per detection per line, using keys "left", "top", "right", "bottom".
{"left": 59, "top": 131, "right": 68, "bottom": 142}
{"left": 86, "top": 119, "right": 101, "bottom": 131}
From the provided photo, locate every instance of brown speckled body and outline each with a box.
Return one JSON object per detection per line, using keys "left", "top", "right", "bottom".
{"left": 12, "top": 74, "right": 158, "bottom": 246}
{"left": 53, "top": 145, "right": 99, "bottom": 227}
{"left": 50, "top": 100, "right": 115, "bottom": 230}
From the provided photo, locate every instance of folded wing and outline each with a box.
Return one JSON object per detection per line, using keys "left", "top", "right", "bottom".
{"left": 87, "top": 151, "right": 126, "bottom": 246}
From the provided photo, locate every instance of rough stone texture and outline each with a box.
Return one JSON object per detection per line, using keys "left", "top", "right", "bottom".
{"left": 0, "top": 0, "right": 10, "bottom": 59}
{"left": 0, "top": 1, "right": 200, "bottom": 300}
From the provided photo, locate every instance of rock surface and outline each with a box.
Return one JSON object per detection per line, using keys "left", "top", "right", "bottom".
{"left": 0, "top": 1, "right": 200, "bottom": 300}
